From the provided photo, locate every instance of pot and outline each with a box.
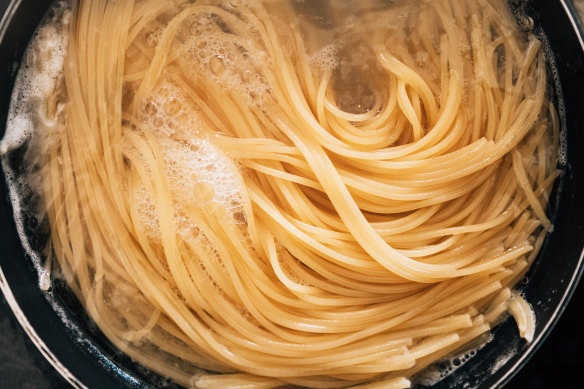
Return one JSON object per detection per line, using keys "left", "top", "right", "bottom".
{"left": 1, "top": 1, "right": 583, "bottom": 388}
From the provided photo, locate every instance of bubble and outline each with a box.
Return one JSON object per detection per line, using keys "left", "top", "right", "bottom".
{"left": 152, "top": 116, "right": 165, "bottom": 128}
{"left": 144, "top": 102, "right": 158, "bottom": 116}
{"left": 163, "top": 98, "right": 181, "bottom": 116}
{"left": 209, "top": 55, "right": 225, "bottom": 75}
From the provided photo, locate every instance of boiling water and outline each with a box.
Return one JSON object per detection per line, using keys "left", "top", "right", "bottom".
{"left": 1, "top": 0, "right": 71, "bottom": 289}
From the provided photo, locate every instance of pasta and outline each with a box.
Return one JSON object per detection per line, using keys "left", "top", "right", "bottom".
{"left": 3, "top": 0, "right": 561, "bottom": 387}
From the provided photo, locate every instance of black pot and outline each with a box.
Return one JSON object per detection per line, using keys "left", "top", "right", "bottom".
{"left": 1, "top": 1, "right": 583, "bottom": 388}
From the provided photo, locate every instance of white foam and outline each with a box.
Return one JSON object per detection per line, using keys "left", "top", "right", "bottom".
{"left": 183, "top": 27, "right": 271, "bottom": 106}
{"left": 309, "top": 43, "right": 341, "bottom": 71}
{"left": 0, "top": 1, "right": 70, "bottom": 155}
{"left": 161, "top": 137, "right": 243, "bottom": 210}
{"left": 137, "top": 82, "right": 200, "bottom": 138}
{"left": 415, "top": 333, "right": 493, "bottom": 387}
{"left": 134, "top": 80, "right": 247, "bottom": 244}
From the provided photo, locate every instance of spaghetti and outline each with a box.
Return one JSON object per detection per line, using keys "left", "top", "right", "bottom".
{"left": 5, "top": 0, "right": 560, "bottom": 387}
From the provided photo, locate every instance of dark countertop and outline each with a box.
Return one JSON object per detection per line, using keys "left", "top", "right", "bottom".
{"left": 0, "top": 296, "right": 63, "bottom": 389}
{"left": 1, "top": 1, "right": 584, "bottom": 388}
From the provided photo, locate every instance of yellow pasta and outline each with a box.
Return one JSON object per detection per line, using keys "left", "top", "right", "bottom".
{"left": 9, "top": 0, "right": 561, "bottom": 387}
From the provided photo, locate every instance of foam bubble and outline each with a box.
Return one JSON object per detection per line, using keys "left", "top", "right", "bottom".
{"left": 537, "top": 27, "right": 567, "bottom": 167}
{"left": 137, "top": 82, "right": 201, "bottom": 138}
{"left": 161, "top": 137, "right": 243, "bottom": 208}
{"left": 130, "top": 103, "right": 247, "bottom": 244}
{"left": 309, "top": 43, "right": 341, "bottom": 71}
{"left": 182, "top": 25, "right": 272, "bottom": 106}
{"left": 415, "top": 332, "right": 492, "bottom": 386}
{"left": 134, "top": 183, "right": 160, "bottom": 241}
